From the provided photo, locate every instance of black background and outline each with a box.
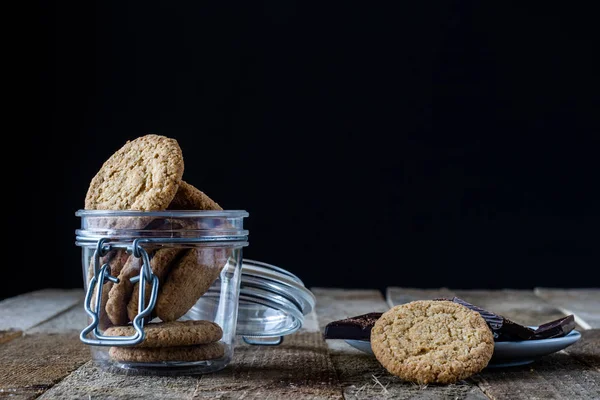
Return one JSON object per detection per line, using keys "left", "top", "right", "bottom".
{"left": 8, "top": 2, "right": 599, "bottom": 299}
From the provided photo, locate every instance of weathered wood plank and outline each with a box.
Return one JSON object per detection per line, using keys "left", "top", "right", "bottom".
{"left": 472, "top": 352, "right": 600, "bottom": 399}
{"left": 454, "top": 289, "right": 567, "bottom": 327}
{"left": 40, "top": 332, "right": 342, "bottom": 400}
{"left": 194, "top": 333, "right": 342, "bottom": 399}
{"left": 0, "top": 329, "right": 22, "bottom": 344}
{"left": 33, "top": 288, "right": 342, "bottom": 399}
{"left": 37, "top": 361, "right": 199, "bottom": 400}
{"left": 0, "top": 289, "right": 84, "bottom": 331}
{"left": 312, "top": 288, "right": 489, "bottom": 400}
{"left": 386, "top": 287, "right": 456, "bottom": 307}
{"left": 534, "top": 288, "right": 600, "bottom": 329}
{"left": 565, "top": 329, "right": 600, "bottom": 372}
{"left": 27, "top": 304, "right": 87, "bottom": 334}
{"left": 0, "top": 333, "right": 90, "bottom": 400}
{"left": 12, "top": 288, "right": 600, "bottom": 400}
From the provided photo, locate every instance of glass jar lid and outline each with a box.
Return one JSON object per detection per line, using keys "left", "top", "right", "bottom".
{"left": 193, "top": 259, "right": 315, "bottom": 343}
{"left": 236, "top": 259, "right": 315, "bottom": 341}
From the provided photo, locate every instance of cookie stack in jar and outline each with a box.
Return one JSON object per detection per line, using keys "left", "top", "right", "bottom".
{"left": 82, "top": 134, "right": 235, "bottom": 367}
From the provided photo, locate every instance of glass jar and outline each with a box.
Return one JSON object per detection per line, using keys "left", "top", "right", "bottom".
{"left": 76, "top": 210, "right": 315, "bottom": 376}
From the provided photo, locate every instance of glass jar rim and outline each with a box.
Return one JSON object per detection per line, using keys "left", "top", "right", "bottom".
{"left": 75, "top": 209, "right": 249, "bottom": 245}
{"left": 75, "top": 209, "right": 249, "bottom": 218}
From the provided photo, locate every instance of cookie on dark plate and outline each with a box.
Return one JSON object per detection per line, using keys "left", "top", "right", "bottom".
{"left": 371, "top": 300, "right": 494, "bottom": 384}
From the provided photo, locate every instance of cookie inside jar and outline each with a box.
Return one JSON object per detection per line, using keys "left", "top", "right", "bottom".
{"left": 77, "top": 134, "right": 248, "bottom": 374}
{"left": 100, "top": 245, "right": 231, "bottom": 325}
{"left": 78, "top": 211, "right": 247, "bottom": 375}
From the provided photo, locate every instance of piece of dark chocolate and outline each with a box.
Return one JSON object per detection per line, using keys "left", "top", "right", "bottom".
{"left": 498, "top": 318, "right": 536, "bottom": 340}
{"left": 533, "top": 315, "right": 575, "bottom": 339}
{"left": 323, "top": 312, "right": 383, "bottom": 340}
{"left": 449, "top": 297, "right": 505, "bottom": 332}
{"left": 447, "top": 297, "right": 535, "bottom": 340}
{"left": 323, "top": 300, "right": 576, "bottom": 344}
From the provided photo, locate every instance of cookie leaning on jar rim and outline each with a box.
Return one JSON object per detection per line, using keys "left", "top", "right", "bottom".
{"left": 83, "top": 134, "right": 230, "bottom": 365}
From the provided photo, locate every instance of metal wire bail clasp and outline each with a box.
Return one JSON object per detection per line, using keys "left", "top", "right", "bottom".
{"left": 80, "top": 238, "right": 159, "bottom": 346}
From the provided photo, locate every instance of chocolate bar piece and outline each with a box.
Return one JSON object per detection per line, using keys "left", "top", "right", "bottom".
{"left": 323, "top": 312, "right": 383, "bottom": 340}
{"left": 449, "top": 297, "right": 505, "bottom": 332}
{"left": 448, "top": 297, "right": 576, "bottom": 341}
{"left": 323, "top": 300, "right": 575, "bottom": 343}
{"left": 445, "top": 297, "right": 536, "bottom": 340}
{"left": 533, "top": 315, "right": 575, "bottom": 339}
{"left": 497, "top": 318, "right": 536, "bottom": 341}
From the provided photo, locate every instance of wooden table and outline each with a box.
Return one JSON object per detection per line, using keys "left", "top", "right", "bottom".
{"left": 1, "top": 288, "right": 598, "bottom": 399}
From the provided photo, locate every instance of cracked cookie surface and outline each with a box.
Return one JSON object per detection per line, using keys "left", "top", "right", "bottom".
{"left": 109, "top": 342, "right": 224, "bottom": 362}
{"left": 168, "top": 180, "right": 222, "bottom": 210}
{"left": 105, "top": 320, "right": 223, "bottom": 347}
{"left": 155, "top": 248, "right": 226, "bottom": 322}
{"left": 85, "top": 134, "right": 184, "bottom": 211}
{"left": 370, "top": 300, "right": 494, "bottom": 384}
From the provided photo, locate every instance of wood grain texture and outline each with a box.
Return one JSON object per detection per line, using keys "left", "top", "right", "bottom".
{"left": 313, "top": 288, "right": 489, "bottom": 400}
{"left": 0, "top": 329, "right": 22, "bottom": 344}
{"left": 534, "top": 288, "right": 600, "bottom": 329}
{"left": 0, "top": 289, "right": 84, "bottom": 331}
{"left": 565, "top": 329, "right": 600, "bottom": 372}
{"left": 194, "top": 333, "right": 342, "bottom": 399}
{"left": 37, "top": 361, "right": 199, "bottom": 400}
{"left": 472, "top": 352, "right": 600, "bottom": 399}
{"left": 4, "top": 288, "right": 599, "bottom": 399}
{"left": 40, "top": 333, "right": 342, "bottom": 400}
{"left": 0, "top": 333, "right": 90, "bottom": 400}
{"left": 27, "top": 304, "right": 88, "bottom": 334}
